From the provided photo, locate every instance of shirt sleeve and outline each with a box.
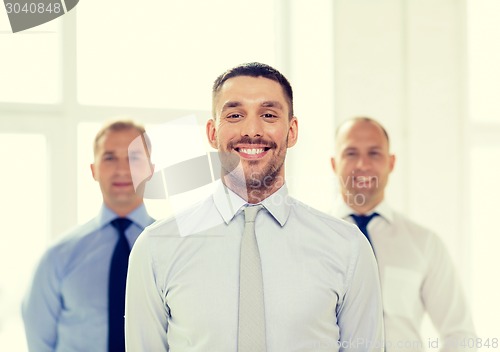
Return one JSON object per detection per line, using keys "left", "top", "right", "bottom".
{"left": 21, "top": 251, "right": 62, "bottom": 352}
{"left": 421, "top": 234, "right": 477, "bottom": 351}
{"left": 336, "top": 233, "right": 385, "bottom": 351}
{"left": 125, "top": 231, "right": 169, "bottom": 351}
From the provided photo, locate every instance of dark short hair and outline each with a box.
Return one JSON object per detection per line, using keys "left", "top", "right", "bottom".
{"left": 212, "top": 62, "right": 294, "bottom": 118}
{"left": 93, "top": 119, "right": 152, "bottom": 158}
{"left": 336, "top": 116, "right": 390, "bottom": 146}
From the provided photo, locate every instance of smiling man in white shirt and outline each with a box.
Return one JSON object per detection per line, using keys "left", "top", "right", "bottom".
{"left": 125, "top": 63, "right": 384, "bottom": 352}
{"left": 331, "top": 117, "right": 477, "bottom": 352}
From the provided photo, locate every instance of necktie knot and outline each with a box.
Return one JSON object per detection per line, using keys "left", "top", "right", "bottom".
{"left": 351, "top": 213, "right": 379, "bottom": 239}
{"left": 111, "top": 218, "right": 132, "bottom": 236}
{"left": 351, "top": 213, "right": 378, "bottom": 229}
{"left": 244, "top": 204, "right": 263, "bottom": 223}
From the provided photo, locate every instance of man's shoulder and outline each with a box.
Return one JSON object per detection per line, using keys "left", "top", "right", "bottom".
{"left": 143, "top": 195, "right": 219, "bottom": 238}
{"left": 36, "top": 217, "right": 101, "bottom": 269}
{"left": 388, "top": 209, "right": 450, "bottom": 253}
{"left": 391, "top": 210, "right": 434, "bottom": 236}
{"left": 49, "top": 216, "right": 102, "bottom": 251}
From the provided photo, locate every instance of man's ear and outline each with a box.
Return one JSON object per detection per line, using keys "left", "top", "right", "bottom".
{"left": 389, "top": 154, "right": 396, "bottom": 172}
{"left": 286, "top": 116, "right": 298, "bottom": 148}
{"left": 330, "top": 157, "right": 337, "bottom": 173}
{"left": 90, "top": 163, "right": 97, "bottom": 180}
{"left": 206, "top": 118, "right": 218, "bottom": 149}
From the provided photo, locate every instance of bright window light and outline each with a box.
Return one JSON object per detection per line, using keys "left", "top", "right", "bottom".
{"left": 469, "top": 146, "right": 500, "bottom": 336}
{"left": 467, "top": 0, "right": 500, "bottom": 123}
{"left": 0, "top": 16, "right": 61, "bottom": 104}
{"left": 76, "top": 0, "right": 277, "bottom": 110}
{"left": 0, "top": 134, "right": 47, "bottom": 351}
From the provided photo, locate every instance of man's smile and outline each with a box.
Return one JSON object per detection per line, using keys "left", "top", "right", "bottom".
{"left": 234, "top": 145, "right": 271, "bottom": 159}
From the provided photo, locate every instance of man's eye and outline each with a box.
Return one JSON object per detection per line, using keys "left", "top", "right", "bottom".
{"left": 130, "top": 155, "right": 146, "bottom": 162}
{"left": 103, "top": 155, "right": 116, "bottom": 161}
{"left": 227, "top": 114, "right": 243, "bottom": 119}
{"left": 262, "top": 113, "right": 277, "bottom": 118}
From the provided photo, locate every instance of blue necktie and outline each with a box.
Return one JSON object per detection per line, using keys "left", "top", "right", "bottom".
{"left": 108, "top": 218, "right": 132, "bottom": 352}
{"left": 351, "top": 213, "right": 378, "bottom": 243}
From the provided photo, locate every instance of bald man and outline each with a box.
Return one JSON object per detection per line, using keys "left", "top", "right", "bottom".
{"left": 331, "top": 117, "right": 477, "bottom": 352}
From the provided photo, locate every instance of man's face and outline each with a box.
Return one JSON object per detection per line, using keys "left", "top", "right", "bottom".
{"left": 331, "top": 120, "right": 395, "bottom": 211}
{"left": 91, "top": 128, "right": 153, "bottom": 214}
{"left": 207, "top": 76, "right": 298, "bottom": 191}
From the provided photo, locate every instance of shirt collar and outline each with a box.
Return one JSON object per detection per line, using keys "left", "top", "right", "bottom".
{"left": 332, "top": 197, "right": 394, "bottom": 224}
{"left": 96, "top": 203, "right": 152, "bottom": 230}
{"left": 213, "top": 180, "right": 291, "bottom": 227}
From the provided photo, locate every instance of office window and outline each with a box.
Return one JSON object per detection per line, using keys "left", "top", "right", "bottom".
{"left": 469, "top": 147, "right": 500, "bottom": 336}
{"left": 0, "top": 134, "right": 47, "bottom": 351}
{"left": 76, "top": 0, "right": 277, "bottom": 110}
{"left": 467, "top": 0, "right": 500, "bottom": 337}
{"left": 0, "top": 17, "right": 61, "bottom": 104}
{"left": 467, "top": 0, "right": 500, "bottom": 123}
{"left": 77, "top": 122, "right": 102, "bottom": 223}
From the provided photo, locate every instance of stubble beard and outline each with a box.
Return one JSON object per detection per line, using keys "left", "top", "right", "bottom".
{"left": 219, "top": 138, "right": 287, "bottom": 195}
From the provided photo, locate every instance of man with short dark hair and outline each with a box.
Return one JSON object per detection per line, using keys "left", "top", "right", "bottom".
{"left": 125, "top": 63, "right": 384, "bottom": 351}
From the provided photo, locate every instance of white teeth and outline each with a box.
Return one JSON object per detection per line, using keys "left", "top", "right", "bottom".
{"left": 356, "top": 176, "right": 372, "bottom": 182}
{"left": 240, "top": 148, "right": 265, "bottom": 155}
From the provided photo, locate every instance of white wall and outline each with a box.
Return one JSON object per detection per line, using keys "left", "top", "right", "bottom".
{"left": 287, "top": 0, "right": 472, "bottom": 342}
{"left": 286, "top": 0, "right": 469, "bottom": 276}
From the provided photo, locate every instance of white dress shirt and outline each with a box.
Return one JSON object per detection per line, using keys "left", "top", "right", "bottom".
{"left": 333, "top": 200, "right": 477, "bottom": 352}
{"left": 125, "top": 182, "right": 384, "bottom": 351}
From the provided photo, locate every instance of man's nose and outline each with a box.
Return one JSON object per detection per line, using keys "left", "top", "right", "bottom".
{"left": 241, "top": 115, "right": 263, "bottom": 137}
{"left": 116, "top": 158, "right": 131, "bottom": 174}
{"left": 355, "top": 155, "right": 371, "bottom": 170}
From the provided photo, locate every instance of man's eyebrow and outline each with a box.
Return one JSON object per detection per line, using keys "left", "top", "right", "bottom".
{"left": 220, "top": 100, "right": 285, "bottom": 112}
{"left": 341, "top": 146, "right": 358, "bottom": 153}
{"left": 261, "top": 101, "right": 284, "bottom": 110}
{"left": 221, "top": 101, "right": 242, "bottom": 112}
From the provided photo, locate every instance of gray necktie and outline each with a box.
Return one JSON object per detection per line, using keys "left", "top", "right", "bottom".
{"left": 238, "top": 204, "right": 266, "bottom": 352}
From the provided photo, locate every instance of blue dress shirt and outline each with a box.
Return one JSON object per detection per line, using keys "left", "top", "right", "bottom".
{"left": 22, "top": 204, "right": 155, "bottom": 352}
{"left": 125, "top": 182, "right": 384, "bottom": 351}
